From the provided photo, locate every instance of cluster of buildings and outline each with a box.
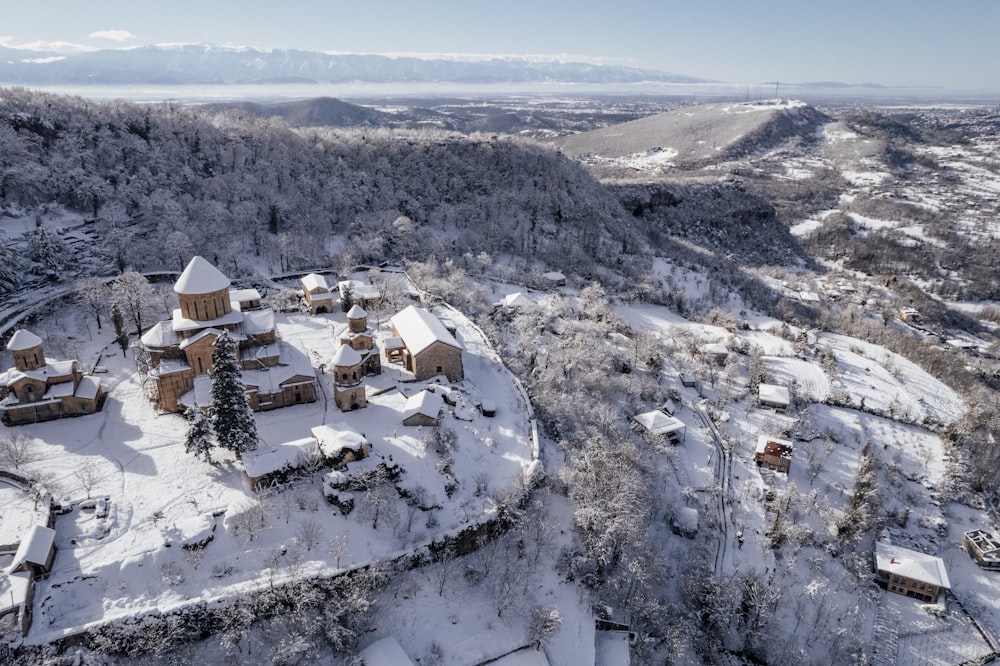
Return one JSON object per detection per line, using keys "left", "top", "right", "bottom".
{"left": 139, "top": 256, "right": 317, "bottom": 413}
{"left": 135, "top": 257, "right": 464, "bottom": 417}
{"left": 0, "top": 330, "right": 104, "bottom": 426}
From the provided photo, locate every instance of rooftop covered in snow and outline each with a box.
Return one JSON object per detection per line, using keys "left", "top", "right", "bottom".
{"left": 174, "top": 256, "right": 231, "bottom": 295}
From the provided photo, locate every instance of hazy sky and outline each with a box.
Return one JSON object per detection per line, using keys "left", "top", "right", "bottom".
{"left": 1, "top": 0, "right": 997, "bottom": 91}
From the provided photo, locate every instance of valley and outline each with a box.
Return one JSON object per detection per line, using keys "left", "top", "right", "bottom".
{"left": 1, "top": 88, "right": 1000, "bottom": 664}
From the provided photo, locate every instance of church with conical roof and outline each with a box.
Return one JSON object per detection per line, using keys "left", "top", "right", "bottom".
{"left": 139, "top": 256, "right": 317, "bottom": 413}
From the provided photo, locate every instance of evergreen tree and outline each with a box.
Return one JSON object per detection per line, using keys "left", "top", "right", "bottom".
{"left": 26, "top": 225, "right": 69, "bottom": 273}
{"left": 0, "top": 237, "right": 21, "bottom": 294}
{"left": 111, "top": 302, "right": 130, "bottom": 356}
{"left": 340, "top": 281, "right": 353, "bottom": 313}
{"left": 210, "top": 331, "right": 258, "bottom": 457}
{"left": 183, "top": 405, "right": 215, "bottom": 463}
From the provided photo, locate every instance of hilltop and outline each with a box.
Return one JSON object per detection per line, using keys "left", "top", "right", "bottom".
{"left": 554, "top": 99, "right": 830, "bottom": 175}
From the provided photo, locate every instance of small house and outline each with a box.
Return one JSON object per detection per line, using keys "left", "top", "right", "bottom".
{"left": 701, "top": 343, "right": 729, "bottom": 366}
{"left": 633, "top": 410, "right": 686, "bottom": 444}
{"left": 899, "top": 307, "right": 922, "bottom": 323}
{"left": 874, "top": 541, "right": 950, "bottom": 603}
{"left": 963, "top": 530, "right": 1000, "bottom": 570}
{"left": 671, "top": 507, "right": 699, "bottom": 538}
{"left": 758, "top": 383, "right": 790, "bottom": 410}
{"left": 543, "top": 271, "right": 567, "bottom": 287}
{"left": 402, "top": 389, "right": 444, "bottom": 426}
{"left": 755, "top": 435, "right": 793, "bottom": 473}
{"left": 301, "top": 273, "right": 334, "bottom": 314}
{"left": 311, "top": 422, "right": 370, "bottom": 468}
{"left": 4, "top": 524, "right": 56, "bottom": 578}
{"left": 498, "top": 292, "right": 534, "bottom": 309}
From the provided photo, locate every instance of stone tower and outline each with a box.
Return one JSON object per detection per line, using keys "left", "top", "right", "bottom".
{"left": 331, "top": 343, "right": 367, "bottom": 411}
{"left": 7, "top": 330, "right": 45, "bottom": 371}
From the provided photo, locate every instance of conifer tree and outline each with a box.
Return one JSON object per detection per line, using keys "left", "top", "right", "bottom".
{"left": 183, "top": 405, "right": 215, "bottom": 462}
{"left": 110, "top": 302, "right": 130, "bottom": 357}
{"left": 210, "top": 331, "right": 258, "bottom": 457}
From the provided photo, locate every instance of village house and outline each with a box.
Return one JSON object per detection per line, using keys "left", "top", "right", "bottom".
{"left": 701, "top": 343, "right": 729, "bottom": 367}
{"left": 899, "top": 307, "right": 922, "bottom": 323}
{"left": 543, "top": 270, "right": 567, "bottom": 287}
{"left": 874, "top": 541, "right": 950, "bottom": 603}
{"left": 139, "top": 256, "right": 317, "bottom": 413}
{"left": 389, "top": 305, "right": 464, "bottom": 382}
{"left": 633, "top": 409, "right": 687, "bottom": 444}
{"left": 301, "top": 273, "right": 335, "bottom": 314}
{"left": 0, "top": 523, "right": 57, "bottom": 636}
{"left": 0, "top": 330, "right": 104, "bottom": 426}
{"left": 758, "top": 383, "right": 791, "bottom": 410}
{"left": 963, "top": 530, "right": 1000, "bottom": 570}
{"left": 755, "top": 435, "right": 793, "bottom": 473}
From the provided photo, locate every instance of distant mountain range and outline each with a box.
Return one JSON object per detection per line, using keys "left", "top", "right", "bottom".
{"left": 0, "top": 44, "right": 710, "bottom": 86}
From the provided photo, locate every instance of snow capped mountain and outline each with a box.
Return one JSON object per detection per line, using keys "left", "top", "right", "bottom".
{"left": 0, "top": 43, "right": 708, "bottom": 86}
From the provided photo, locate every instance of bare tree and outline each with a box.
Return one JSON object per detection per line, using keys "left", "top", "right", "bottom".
{"left": 295, "top": 518, "right": 323, "bottom": 552}
{"left": 75, "top": 276, "right": 110, "bottom": 332}
{"left": 0, "top": 432, "right": 36, "bottom": 470}
{"left": 75, "top": 464, "right": 102, "bottom": 498}
{"left": 527, "top": 606, "right": 563, "bottom": 649}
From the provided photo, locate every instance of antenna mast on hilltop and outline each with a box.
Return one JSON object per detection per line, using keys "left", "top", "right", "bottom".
{"left": 775, "top": 81, "right": 780, "bottom": 99}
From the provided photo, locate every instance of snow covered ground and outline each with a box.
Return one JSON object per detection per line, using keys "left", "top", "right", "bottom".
{"left": 2, "top": 297, "right": 536, "bottom": 646}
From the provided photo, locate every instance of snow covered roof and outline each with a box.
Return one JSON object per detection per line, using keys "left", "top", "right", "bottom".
{"left": 5, "top": 523, "right": 55, "bottom": 574}
{"left": 633, "top": 410, "right": 686, "bottom": 436}
{"left": 0, "top": 572, "right": 31, "bottom": 614}
{"left": 501, "top": 292, "right": 534, "bottom": 308}
{"left": 7, "top": 329, "right": 43, "bottom": 351}
{"left": 171, "top": 307, "right": 244, "bottom": 333}
{"left": 301, "top": 273, "right": 330, "bottom": 293}
{"left": 347, "top": 304, "right": 367, "bottom": 319}
{"left": 755, "top": 435, "right": 793, "bottom": 457}
{"left": 758, "top": 383, "right": 790, "bottom": 407}
{"left": 174, "top": 256, "right": 231, "bottom": 295}
{"left": 390, "top": 305, "right": 461, "bottom": 355}
{"left": 311, "top": 422, "right": 368, "bottom": 457}
{"left": 178, "top": 328, "right": 222, "bottom": 351}
{"left": 595, "top": 629, "right": 630, "bottom": 666}
{"left": 141, "top": 321, "right": 179, "bottom": 349}
{"left": 383, "top": 336, "right": 405, "bottom": 350}
{"left": 74, "top": 376, "right": 101, "bottom": 401}
{"left": 243, "top": 342, "right": 315, "bottom": 392}
{"left": 229, "top": 287, "right": 262, "bottom": 303}
{"left": 242, "top": 437, "right": 319, "bottom": 479}
{"left": 404, "top": 390, "right": 444, "bottom": 421}
{"left": 243, "top": 308, "right": 276, "bottom": 336}
{"left": 338, "top": 279, "right": 379, "bottom": 301}
{"left": 543, "top": 271, "right": 566, "bottom": 282}
{"left": 875, "top": 541, "right": 951, "bottom": 590}
{"left": 331, "top": 343, "right": 363, "bottom": 368}
{"left": 703, "top": 343, "right": 728, "bottom": 356}
{"left": 359, "top": 636, "right": 415, "bottom": 666}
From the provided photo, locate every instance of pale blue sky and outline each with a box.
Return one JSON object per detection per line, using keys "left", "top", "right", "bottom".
{"left": 1, "top": 0, "right": 997, "bottom": 91}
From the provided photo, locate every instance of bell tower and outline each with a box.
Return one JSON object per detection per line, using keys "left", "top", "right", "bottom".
{"left": 331, "top": 343, "right": 367, "bottom": 411}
